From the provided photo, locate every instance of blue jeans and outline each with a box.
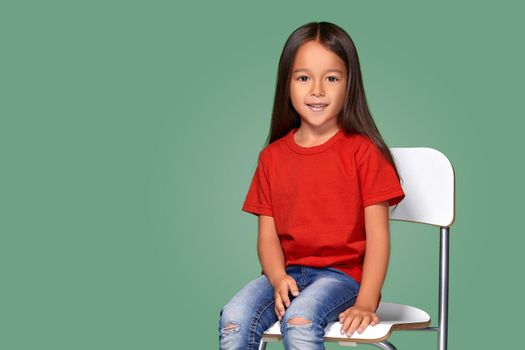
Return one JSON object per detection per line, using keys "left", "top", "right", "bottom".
{"left": 218, "top": 265, "right": 361, "bottom": 350}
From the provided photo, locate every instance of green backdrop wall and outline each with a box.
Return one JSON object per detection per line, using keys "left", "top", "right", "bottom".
{"left": 2, "top": 0, "right": 523, "bottom": 349}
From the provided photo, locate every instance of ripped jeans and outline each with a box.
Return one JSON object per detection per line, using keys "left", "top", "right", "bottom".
{"left": 218, "top": 265, "right": 360, "bottom": 350}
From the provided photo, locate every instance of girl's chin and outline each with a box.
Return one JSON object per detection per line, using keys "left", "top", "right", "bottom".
{"left": 299, "top": 116, "right": 337, "bottom": 127}
{"left": 304, "top": 107, "right": 331, "bottom": 117}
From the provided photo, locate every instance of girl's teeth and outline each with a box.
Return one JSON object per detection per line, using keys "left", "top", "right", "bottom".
{"left": 308, "top": 104, "right": 327, "bottom": 111}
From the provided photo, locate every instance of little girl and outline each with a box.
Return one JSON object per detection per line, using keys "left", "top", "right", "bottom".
{"left": 219, "top": 21, "right": 405, "bottom": 350}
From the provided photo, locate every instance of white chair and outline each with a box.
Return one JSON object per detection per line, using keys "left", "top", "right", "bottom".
{"left": 258, "top": 147, "right": 455, "bottom": 350}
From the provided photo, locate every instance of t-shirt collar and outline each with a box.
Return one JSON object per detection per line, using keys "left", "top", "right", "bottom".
{"left": 286, "top": 127, "right": 344, "bottom": 155}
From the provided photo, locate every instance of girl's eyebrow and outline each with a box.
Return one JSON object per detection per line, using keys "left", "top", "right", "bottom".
{"left": 292, "top": 68, "right": 344, "bottom": 74}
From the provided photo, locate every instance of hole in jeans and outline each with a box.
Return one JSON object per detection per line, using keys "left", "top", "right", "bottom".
{"left": 220, "top": 321, "right": 240, "bottom": 337}
{"left": 286, "top": 317, "right": 313, "bottom": 331}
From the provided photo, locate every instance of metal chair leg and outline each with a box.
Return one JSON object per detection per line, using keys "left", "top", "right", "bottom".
{"left": 439, "top": 226, "right": 449, "bottom": 350}
{"left": 257, "top": 339, "right": 267, "bottom": 350}
{"left": 369, "top": 341, "right": 398, "bottom": 350}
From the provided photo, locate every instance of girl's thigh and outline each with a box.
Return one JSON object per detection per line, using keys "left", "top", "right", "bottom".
{"left": 218, "top": 273, "right": 277, "bottom": 340}
{"left": 282, "top": 268, "right": 360, "bottom": 328}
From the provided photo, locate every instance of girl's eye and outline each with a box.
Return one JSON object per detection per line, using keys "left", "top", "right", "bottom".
{"left": 296, "top": 76, "right": 340, "bottom": 82}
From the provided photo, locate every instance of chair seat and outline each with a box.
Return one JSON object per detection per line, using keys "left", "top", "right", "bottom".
{"left": 261, "top": 302, "right": 431, "bottom": 344}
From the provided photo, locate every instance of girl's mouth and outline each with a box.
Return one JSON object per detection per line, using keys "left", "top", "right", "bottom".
{"left": 306, "top": 103, "right": 328, "bottom": 112}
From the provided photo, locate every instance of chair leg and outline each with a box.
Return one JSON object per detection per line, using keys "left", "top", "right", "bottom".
{"left": 369, "top": 341, "right": 398, "bottom": 350}
{"left": 257, "top": 339, "right": 267, "bottom": 350}
{"left": 439, "top": 226, "right": 450, "bottom": 350}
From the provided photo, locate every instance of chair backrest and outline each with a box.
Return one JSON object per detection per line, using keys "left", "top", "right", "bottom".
{"left": 388, "top": 147, "right": 455, "bottom": 227}
{"left": 387, "top": 147, "right": 454, "bottom": 350}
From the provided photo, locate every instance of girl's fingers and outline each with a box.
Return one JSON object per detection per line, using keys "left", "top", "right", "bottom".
{"left": 341, "top": 311, "right": 380, "bottom": 334}
{"left": 357, "top": 315, "right": 371, "bottom": 333}
{"left": 286, "top": 277, "right": 300, "bottom": 297}
{"left": 274, "top": 294, "right": 285, "bottom": 318}
{"left": 276, "top": 307, "right": 282, "bottom": 321}
{"left": 274, "top": 276, "right": 300, "bottom": 322}
{"left": 280, "top": 288, "right": 291, "bottom": 308}
{"left": 341, "top": 313, "right": 355, "bottom": 333}
{"left": 340, "top": 313, "right": 351, "bottom": 333}
{"left": 346, "top": 315, "right": 363, "bottom": 336}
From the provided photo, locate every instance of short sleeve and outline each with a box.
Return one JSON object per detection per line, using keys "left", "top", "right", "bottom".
{"left": 241, "top": 149, "right": 273, "bottom": 216}
{"left": 356, "top": 139, "right": 405, "bottom": 207}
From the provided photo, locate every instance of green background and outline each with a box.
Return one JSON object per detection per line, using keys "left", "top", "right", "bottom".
{"left": 1, "top": 0, "right": 523, "bottom": 349}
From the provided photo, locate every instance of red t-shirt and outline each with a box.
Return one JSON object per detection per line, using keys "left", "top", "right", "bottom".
{"left": 242, "top": 127, "right": 405, "bottom": 309}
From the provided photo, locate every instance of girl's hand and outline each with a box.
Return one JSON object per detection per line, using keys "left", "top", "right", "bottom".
{"left": 271, "top": 274, "right": 300, "bottom": 321}
{"left": 338, "top": 303, "right": 380, "bottom": 337}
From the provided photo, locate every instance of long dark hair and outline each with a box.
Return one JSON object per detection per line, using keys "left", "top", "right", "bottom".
{"left": 264, "top": 21, "right": 403, "bottom": 184}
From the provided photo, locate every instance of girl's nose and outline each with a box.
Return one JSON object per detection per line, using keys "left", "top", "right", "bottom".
{"left": 311, "top": 90, "right": 325, "bottom": 97}
{"left": 310, "top": 80, "right": 325, "bottom": 97}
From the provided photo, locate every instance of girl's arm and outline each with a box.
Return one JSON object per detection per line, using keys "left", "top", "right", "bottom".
{"left": 355, "top": 200, "right": 390, "bottom": 311}
{"left": 257, "top": 214, "right": 287, "bottom": 287}
{"left": 338, "top": 200, "right": 390, "bottom": 335}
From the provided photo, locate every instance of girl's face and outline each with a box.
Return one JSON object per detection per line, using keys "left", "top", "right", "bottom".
{"left": 289, "top": 40, "right": 348, "bottom": 130}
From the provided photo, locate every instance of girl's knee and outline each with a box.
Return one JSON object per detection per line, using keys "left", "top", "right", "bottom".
{"left": 287, "top": 316, "right": 312, "bottom": 326}
{"left": 218, "top": 306, "right": 244, "bottom": 340}
{"left": 281, "top": 315, "right": 325, "bottom": 347}
{"left": 219, "top": 320, "right": 241, "bottom": 337}
{"left": 219, "top": 304, "right": 270, "bottom": 349}
{"left": 281, "top": 313, "right": 317, "bottom": 333}
{"left": 219, "top": 304, "right": 249, "bottom": 334}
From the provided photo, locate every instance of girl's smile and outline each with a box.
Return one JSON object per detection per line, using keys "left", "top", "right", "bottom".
{"left": 306, "top": 103, "right": 329, "bottom": 112}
